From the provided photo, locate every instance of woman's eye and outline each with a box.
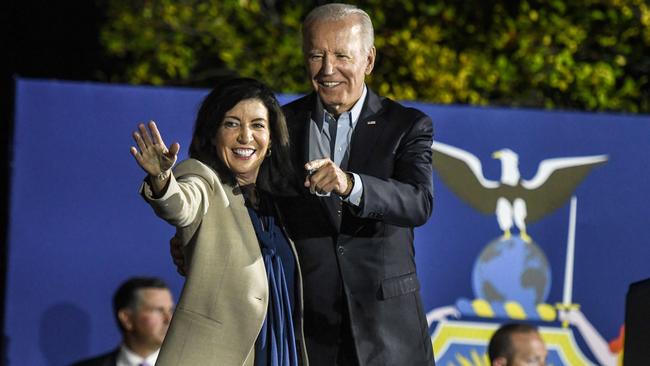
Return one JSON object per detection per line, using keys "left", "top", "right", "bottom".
{"left": 252, "top": 122, "right": 267, "bottom": 129}
{"left": 223, "top": 120, "right": 238, "bottom": 128}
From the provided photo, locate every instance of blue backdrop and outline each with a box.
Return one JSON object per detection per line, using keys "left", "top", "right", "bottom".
{"left": 6, "top": 79, "right": 650, "bottom": 365}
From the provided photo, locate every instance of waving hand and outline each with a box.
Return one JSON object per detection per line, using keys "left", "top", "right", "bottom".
{"left": 130, "top": 121, "right": 180, "bottom": 193}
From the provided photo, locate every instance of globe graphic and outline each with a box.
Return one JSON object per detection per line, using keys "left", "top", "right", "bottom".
{"left": 472, "top": 236, "right": 551, "bottom": 308}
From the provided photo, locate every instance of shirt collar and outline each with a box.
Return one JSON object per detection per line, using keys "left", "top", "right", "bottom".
{"left": 313, "top": 84, "right": 368, "bottom": 130}
{"left": 348, "top": 84, "right": 367, "bottom": 127}
{"left": 118, "top": 344, "right": 160, "bottom": 366}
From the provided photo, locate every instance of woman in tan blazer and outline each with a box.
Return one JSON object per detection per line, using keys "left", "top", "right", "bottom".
{"left": 130, "top": 78, "right": 307, "bottom": 366}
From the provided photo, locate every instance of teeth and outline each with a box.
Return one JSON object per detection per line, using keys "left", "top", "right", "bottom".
{"left": 233, "top": 148, "right": 254, "bottom": 157}
{"left": 321, "top": 81, "right": 340, "bottom": 87}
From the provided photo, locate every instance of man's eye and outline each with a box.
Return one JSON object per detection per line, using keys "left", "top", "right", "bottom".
{"left": 310, "top": 55, "right": 323, "bottom": 61}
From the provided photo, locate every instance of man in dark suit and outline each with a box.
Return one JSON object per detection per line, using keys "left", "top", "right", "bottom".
{"left": 276, "top": 4, "right": 435, "bottom": 365}
{"left": 70, "top": 277, "right": 174, "bottom": 366}
{"left": 623, "top": 278, "right": 650, "bottom": 365}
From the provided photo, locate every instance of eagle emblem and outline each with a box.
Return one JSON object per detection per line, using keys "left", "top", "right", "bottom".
{"left": 431, "top": 141, "right": 608, "bottom": 241}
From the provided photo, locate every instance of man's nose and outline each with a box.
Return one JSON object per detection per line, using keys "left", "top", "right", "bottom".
{"left": 321, "top": 55, "right": 334, "bottom": 75}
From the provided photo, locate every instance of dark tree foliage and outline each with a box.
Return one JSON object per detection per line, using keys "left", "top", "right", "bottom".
{"left": 100, "top": 0, "right": 650, "bottom": 112}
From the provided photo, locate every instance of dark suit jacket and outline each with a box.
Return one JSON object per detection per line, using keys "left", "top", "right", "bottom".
{"left": 624, "top": 278, "right": 650, "bottom": 365}
{"left": 70, "top": 348, "right": 118, "bottom": 366}
{"left": 277, "top": 89, "right": 435, "bottom": 366}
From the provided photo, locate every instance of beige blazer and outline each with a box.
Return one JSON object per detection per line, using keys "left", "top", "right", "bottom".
{"left": 141, "top": 159, "right": 307, "bottom": 366}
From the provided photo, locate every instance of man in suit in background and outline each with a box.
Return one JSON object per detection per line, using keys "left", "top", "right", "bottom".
{"left": 70, "top": 277, "right": 174, "bottom": 366}
{"left": 277, "top": 3, "right": 435, "bottom": 365}
{"left": 487, "top": 323, "right": 547, "bottom": 366}
{"left": 624, "top": 277, "right": 650, "bottom": 365}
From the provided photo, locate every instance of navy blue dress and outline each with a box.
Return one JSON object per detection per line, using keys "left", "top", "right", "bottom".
{"left": 244, "top": 188, "right": 299, "bottom": 366}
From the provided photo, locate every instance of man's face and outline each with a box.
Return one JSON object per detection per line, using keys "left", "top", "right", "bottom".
{"left": 124, "top": 288, "right": 174, "bottom": 349}
{"left": 508, "top": 331, "right": 547, "bottom": 366}
{"left": 303, "top": 16, "right": 375, "bottom": 115}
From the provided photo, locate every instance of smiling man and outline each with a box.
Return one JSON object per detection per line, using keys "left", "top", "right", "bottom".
{"left": 276, "top": 3, "right": 436, "bottom": 365}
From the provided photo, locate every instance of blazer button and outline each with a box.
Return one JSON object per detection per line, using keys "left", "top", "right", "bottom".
{"left": 337, "top": 246, "right": 345, "bottom": 255}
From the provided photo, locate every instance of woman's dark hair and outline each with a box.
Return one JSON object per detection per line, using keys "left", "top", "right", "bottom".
{"left": 189, "top": 77, "right": 294, "bottom": 194}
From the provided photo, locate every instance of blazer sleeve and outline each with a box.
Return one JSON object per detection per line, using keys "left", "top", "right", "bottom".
{"left": 140, "top": 159, "right": 225, "bottom": 228}
{"left": 353, "top": 112, "right": 433, "bottom": 227}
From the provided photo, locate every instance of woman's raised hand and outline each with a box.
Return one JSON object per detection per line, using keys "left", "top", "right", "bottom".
{"left": 130, "top": 121, "right": 180, "bottom": 177}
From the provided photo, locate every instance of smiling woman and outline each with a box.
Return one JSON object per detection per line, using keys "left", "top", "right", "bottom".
{"left": 214, "top": 99, "right": 271, "bottom": 186}
{"left": 129, "top": 78, "right": 307, "bottom": 366}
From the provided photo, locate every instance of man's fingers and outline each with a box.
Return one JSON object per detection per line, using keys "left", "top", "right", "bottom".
{"left": 318, "top": 174, "right": 339, "bottom": 193}
{"left": 304, "top": 159, "right": 344, "bottom": 195}
{"left": 310, "top": 162, "right": 338, "bottom": 181}
{"left": 304, "top": 158, "right": 330, "bottom": 172}
{"left": 307, "top": 169, "right": 338, "bottom": 193}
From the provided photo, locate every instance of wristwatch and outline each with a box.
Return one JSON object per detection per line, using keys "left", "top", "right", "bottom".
{"left": 342, "top": 172, "right": 355, "bottom": 198}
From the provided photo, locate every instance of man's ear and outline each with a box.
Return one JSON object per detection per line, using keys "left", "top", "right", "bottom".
{"left": 492, "top": 356, "right": 507, "bottom": 366}
{"left": 365, "top": 46, "right": 376, "bottom": 75}
{"left": 118, "top": 309, "right": 134, "bottom": 332}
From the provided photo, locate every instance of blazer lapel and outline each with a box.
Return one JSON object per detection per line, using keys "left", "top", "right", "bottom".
{"left": 348, "top": 89, "right": 386, "bottom": 171}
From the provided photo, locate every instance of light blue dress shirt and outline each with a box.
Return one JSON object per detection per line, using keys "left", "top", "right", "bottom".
{"left": 308, "top": 86, "right": 367, "bottom": 206}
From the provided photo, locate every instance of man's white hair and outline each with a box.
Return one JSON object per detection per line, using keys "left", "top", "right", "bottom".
{"left": 302, "top": 3, "right": 375, "bottom": 54}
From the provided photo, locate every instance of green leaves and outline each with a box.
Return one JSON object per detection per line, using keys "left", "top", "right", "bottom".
{"left": 99, "top": 0, "right": 650, "bottom": 112}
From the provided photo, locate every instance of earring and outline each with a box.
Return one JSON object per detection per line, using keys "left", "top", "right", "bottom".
{"left": 266, "top": 148, "right": 272, "bottom": 157}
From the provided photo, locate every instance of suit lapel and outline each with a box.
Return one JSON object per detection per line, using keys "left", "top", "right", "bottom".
{"left": 289, "top": 93, "right": 315, "bottom": 171}
{"left": 348, "top": 89, "right": 386, "bottom": 171}
{"left": 293, "top": 90, "right": 386, "bottom": 232}
{"left": 290, "top": 93, "right": 343, "bottom": 231}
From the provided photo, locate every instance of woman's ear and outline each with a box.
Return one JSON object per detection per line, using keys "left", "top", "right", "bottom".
{"left": 266, "top": 140, "right": 272, "bottom": 157}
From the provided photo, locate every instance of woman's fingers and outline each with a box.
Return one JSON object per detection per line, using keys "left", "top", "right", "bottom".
{"left": 133, "top": 121, "right": 169, "bottom": 155}
{"left": 168, "top": 142, "right": 180, "bottom": 156}
{"left": 132, "top": 130, "right": 148, "bottom": 154}
{"left": 129, "top": 146, "right": 139, "bottom": 159}
{"left": 149, "top": 120, "right": 167, "bottom": 147}
{"left": 131, "top": 121, "right": 179, "bottom": 174}
{"left": 138, "top": 122, "right": 155, "bottom": 147}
